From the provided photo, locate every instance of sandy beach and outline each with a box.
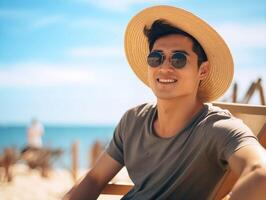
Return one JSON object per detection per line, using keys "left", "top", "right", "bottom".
{"left": 0, "top": 164, "right": 131, "bottom": 200}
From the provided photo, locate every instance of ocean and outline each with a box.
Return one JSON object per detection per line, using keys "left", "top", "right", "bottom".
{"left": 0, "top": 125, "right": 115, "bottom": 170}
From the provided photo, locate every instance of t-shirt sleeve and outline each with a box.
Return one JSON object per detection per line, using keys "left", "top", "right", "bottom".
{"left": 209, "top": 117, "right": 259, "bottom": 169}
{"left": 105, "top": 111, "right": 128, "bottom": 166}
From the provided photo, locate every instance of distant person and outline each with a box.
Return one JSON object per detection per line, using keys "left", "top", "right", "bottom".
{"left": 21, "top": 118, "right": 45, "bottom": 171}
{"left": 27, "top": 118, "right": 45, "bottom": 149}
{"left": 21, "top": 119, "right": 62, "bottom": 177}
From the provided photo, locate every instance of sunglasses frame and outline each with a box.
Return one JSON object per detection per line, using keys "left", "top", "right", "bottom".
{"left": 147, "top": 51, "right": 187, "bottom": 69}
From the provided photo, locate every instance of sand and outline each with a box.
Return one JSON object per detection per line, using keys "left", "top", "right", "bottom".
{"left": 0, "top": 164, "right": 131, "bottom": 200}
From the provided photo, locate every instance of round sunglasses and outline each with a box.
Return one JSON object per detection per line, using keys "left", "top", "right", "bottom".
{"left": 147, "top": 51, "right": 187, "bottom": 69}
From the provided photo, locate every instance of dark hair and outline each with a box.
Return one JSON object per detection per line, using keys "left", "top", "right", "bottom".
{"left": 143, "top": 19, "right": 207, "bottom": 66}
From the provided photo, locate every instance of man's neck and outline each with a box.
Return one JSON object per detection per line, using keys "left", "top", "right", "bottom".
{"left": 154, "top": 97, "right": 204, "bottom": 138}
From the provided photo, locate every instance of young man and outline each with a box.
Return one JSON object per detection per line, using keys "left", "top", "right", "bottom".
{"left": 67, "top": 6, "right": 266, "bottom": 200}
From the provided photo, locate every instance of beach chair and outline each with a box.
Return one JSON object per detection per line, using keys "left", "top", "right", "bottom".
{"left": 21, "top": 147, "right": 63, "bottom": 177}
{"left": 209, "top": 102, "right": 266, "bottom": 200}
{"left": 101, "top": 102, "right": 266, "bottom": 199}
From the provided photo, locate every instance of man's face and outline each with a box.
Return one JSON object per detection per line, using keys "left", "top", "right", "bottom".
{"left": 147, "top": 34, "right": 208, "bottom": 101}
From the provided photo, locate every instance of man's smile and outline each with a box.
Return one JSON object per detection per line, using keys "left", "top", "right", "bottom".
{"left": 157, "top": 78, "right": 178, "bottom": 84}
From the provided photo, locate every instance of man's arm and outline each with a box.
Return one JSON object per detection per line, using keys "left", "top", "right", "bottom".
{"left": 65, "top": 151, "right": 123, "bottom": 200}
{"left": 226, "top": 144, "right": 266, "bottom": 200}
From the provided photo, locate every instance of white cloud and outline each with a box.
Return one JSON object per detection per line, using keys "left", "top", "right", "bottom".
{"left": 0, "top": 63, "right": 96, "bottom": 87}
{"left": 0, "top": 8, "right": 35, "bottom": 19}
{"left": 0, "top": 8, "right": 122, "bottom": 33}
{"left": 0, "top": 60, "right": 137, "bottom": 88}
{"left": 31, "top": 15, "right": 65, "bottom": 29}
{"left": 0, "top": 60, "right": 156, "bottom": 124}
{"left": 0, "top": 8, "right": 65, "bottom": 30}
{"left": 67, "top": 46, "right": 124, "bottom": 58}
{"left": 215, "top": 23, "right": 266, "bottom": 49}
{"left": 78, "top": 0, "right": 171, "bottom": 11}
{"left": 69, "top": 17, "right": 123, "bottom": 33}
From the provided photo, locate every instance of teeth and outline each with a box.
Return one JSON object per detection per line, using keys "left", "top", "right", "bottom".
{"left": 158, "top": 79, "right": 177, "bottom": 83}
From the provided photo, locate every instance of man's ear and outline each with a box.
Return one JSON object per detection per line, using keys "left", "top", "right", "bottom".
{"left": 198, "top": 61, "right": 209, "bottom": 80}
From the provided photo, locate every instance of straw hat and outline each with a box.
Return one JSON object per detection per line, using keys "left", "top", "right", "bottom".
{"left": 124, "top": 5, "right": 234, "bottom": 102}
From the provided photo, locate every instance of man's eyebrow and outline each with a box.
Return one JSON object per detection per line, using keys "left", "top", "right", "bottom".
{"left": 151, "top": 49, "right": 163, "bottom": 52}
{"left": 172, "top": 50, "right": 189, "bottom": 55}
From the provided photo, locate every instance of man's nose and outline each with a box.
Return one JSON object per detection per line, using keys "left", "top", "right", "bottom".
{"left": 159, "top": 57, "right": 175, "bottom": 72}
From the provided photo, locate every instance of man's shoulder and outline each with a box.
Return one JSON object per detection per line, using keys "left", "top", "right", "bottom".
{"left": 203, "top": 103, "right": 252, "bottom": 135}
{"left": 202, "top": 103, "right": 235, "bottom": 124}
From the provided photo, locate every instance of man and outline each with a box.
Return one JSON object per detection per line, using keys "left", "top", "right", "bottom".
{"left": 27, "top": 118, "right": 45, "bottom": 148}
{"left": 67, "top": 6, "right": 266, "bottom": 200}
{"left": 21, "top": 118, "right": 45, "bottom": 153}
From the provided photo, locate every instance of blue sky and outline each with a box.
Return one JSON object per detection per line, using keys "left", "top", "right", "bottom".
{"left": 0, "top": 0, "right": 265, "bottom": 125}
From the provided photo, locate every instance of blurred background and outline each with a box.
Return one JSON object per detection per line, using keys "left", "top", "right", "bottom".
{"left": 0, "top": 0, "right": 265, "bottom": 169}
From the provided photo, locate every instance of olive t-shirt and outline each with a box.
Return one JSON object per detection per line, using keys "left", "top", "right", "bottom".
{"left": 106, "top": 103, "right": 259, "bottom": 200}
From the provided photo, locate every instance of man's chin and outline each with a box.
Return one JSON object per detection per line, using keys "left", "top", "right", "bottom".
{"left": 154, "top": 93, "right": 193, "bottom": 101}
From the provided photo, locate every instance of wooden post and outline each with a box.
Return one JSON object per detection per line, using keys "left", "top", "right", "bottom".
{"left": 242, "top": 81, "right": 256, "bottom": 104}
{"left": 89, "top": 141, "right": 102, "bottom": 168}
{"left": 242, "top": 78, "right": 265, "bottom": 105}
{"left": 71, "top": 141, "right": 79, "bottom": 182}
{"left": 232, "top": 83, "right": 238, "bottom": 103}
{"left": 257, "top": 78, "right": 265, "bottom": 105}
{"left": 3, "top": 148, "right": 14, "bottom": 182}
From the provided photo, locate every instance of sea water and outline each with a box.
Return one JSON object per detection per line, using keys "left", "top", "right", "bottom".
{"left": 0, "top": 125, "right": 115, "bottom": 170}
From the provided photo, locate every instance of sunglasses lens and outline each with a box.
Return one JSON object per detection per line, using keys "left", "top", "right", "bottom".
{"left": 147, "top": 51, "right": 163, "bottom": 67}
{"left": 172, "top": 53, "right": 187, "bottom": 68}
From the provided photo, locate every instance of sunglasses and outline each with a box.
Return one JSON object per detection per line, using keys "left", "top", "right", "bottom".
{"left": 147, "top": 51, "right": 187, "bottom": 69}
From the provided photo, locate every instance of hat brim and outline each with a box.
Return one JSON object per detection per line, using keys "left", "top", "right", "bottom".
{"left": 124, "top": 5, "right": 234, "bottom": 102}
